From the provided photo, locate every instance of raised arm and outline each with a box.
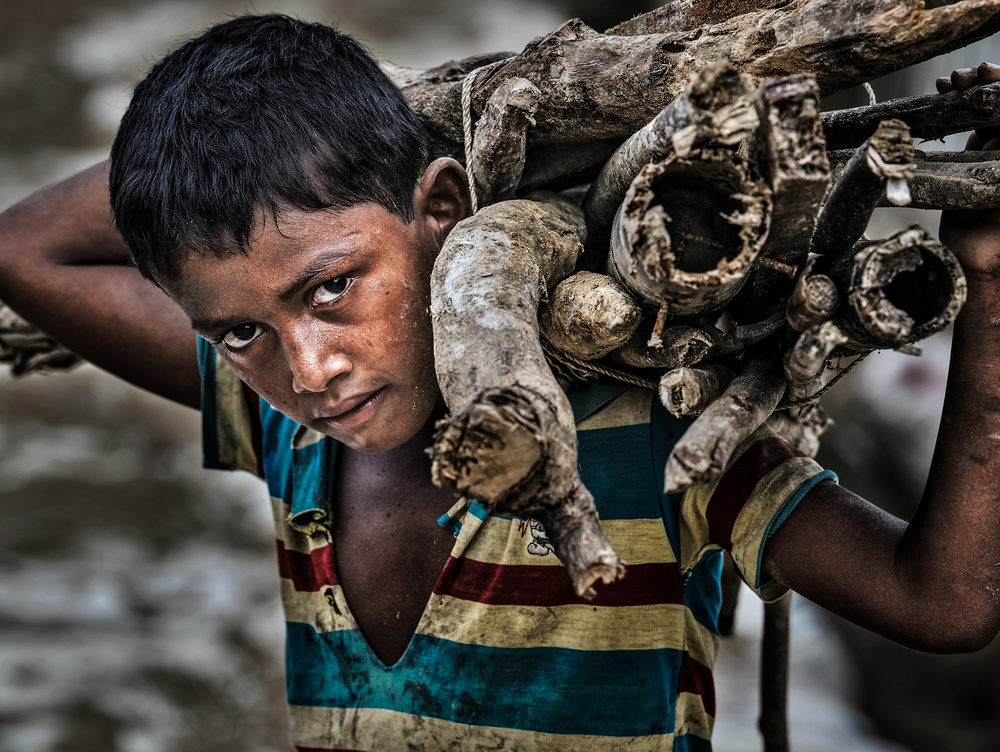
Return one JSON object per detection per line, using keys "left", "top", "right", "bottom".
{"left": 0, "top": 162, "right": 200, "bottom": 407}
{"left": 763, "top": 64, "right": 1000, "bottom": 653}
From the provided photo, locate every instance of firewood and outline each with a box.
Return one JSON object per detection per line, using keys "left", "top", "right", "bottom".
{"left": 539, "top": 271, "right": 643, "bottom": 362}
{"left": 429, "top": 193, "right": 625, "bottom": 599}
{"left": 608, "top": 149, "right": 771, "bottom": 316}
{"left": 611, "top": 322, "right": 715, "bottom": 370}
{"left": 811, "top": 119, "right": 915, "bottom": 258}
{"left": 468, "top": 77, "right": 541, "bottom": 207}
{"left": 663, "top": 355, "right": 787, "bottom": 492}
{"left": 786, "top": 262, "right": 840, "bottom": 333}
{"left": 784, "top": 321, "right": 848, "bottom": 402}
{"left": 659, "top": 364, "right": 735, "bottom": 417}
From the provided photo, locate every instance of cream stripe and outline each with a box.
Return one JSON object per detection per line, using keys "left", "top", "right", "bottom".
{"left": 576, "top": 386, "right": 654, "bottom": 431}
{"left": 731, "top": 455, "right": 825, "bottom": 599}
{"left": 675, "top": 691, "right": 714, "bottom": 739}
{"left": 287, "top": 704, "right": 676, "bottom": 752}
{"left": 462, "top": 516, "right": 676, "bottom": 567}
{"left": 281, "top": 580, "right": 358, "bottom": 633}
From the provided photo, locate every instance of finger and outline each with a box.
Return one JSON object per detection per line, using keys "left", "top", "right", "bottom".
{"left": 937, "top": 76, "right": 955, "bottom": 93}
{"left": 952, "top": 67, "right": 979, "bottom": 90}
{"left": 977, "top": 61, "right": 1000, "bottom": 84}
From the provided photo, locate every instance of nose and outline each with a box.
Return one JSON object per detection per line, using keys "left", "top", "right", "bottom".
{"left": 284, "top": 324, "right": 352, "bottom": 394}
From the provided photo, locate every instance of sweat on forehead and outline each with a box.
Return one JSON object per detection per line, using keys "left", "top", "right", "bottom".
{"left": 108, "top": 13, "right": 431, "bottom": 281}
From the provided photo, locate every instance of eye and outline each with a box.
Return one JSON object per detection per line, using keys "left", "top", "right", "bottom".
{"left": 312, "top": 276, "right": 353, "bottom": 306}
{"left": 221, "top": 323, "right": 263, "bottom": 350}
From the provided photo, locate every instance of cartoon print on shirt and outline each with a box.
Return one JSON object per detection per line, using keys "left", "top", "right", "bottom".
{"left": 518, "top": 517, "right": 555, "bottom": 556}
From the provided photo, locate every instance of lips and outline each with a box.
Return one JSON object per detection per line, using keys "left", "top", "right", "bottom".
{"left": 316, "top": 386, "right": 386, "bottom": 423}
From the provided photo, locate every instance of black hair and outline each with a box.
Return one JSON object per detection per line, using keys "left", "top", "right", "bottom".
{"left": 109, "top": 14, "right": 432, "bottom": 279}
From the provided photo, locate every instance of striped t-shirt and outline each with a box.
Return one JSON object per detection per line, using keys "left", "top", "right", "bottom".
{"left": 198, "top": 340, "right": 834, "bottom": 751}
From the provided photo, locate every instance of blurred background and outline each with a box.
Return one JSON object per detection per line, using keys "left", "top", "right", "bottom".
{"left": 0, "top": 2, "right": 997, "bottom": 751}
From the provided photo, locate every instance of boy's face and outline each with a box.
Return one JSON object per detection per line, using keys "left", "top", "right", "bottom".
{"left": 162, "top": 191, "right": 456, "bottom": 453}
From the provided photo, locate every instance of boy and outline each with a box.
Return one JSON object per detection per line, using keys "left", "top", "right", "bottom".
{"left": 2, "top": 13, "right": 1000, "bottom": 751}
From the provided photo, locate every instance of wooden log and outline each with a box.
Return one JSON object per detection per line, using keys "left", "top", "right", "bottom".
{"left": 583, "top": 61, "right": 758, "bottom": 242}
{"left": 811, "top": 119, "right": 915, "bottom": 258}
{"left": 429, "top": 194, "right": 624, "bottom": 598}
{"left": 539, "top": 271, "right": 643, "bottom": 361}
{"left": 828, "top": 149, "right": 1000, "bottom": 211}
{"left": 607, "top": 0, "right": 789, "bottom": 35}
{"left": 822, "top": 82, "right": 1000, "bottom": 151}
{"left": 755, "top": 74, "right": 829, "bottom": 265}
{"left": 767, "top": 404, "right": 831, "bottom": 458}
{"left": 611, "top": 322, "right": 715, "bottom": 370}
{"left": 819, "top": 227, "right": 967, "bottom": 352}
{"left": 388, "top": 0, "right": 1000, "bottom": 169}
{"left": 659, "top": 364, "right": 735, "bottom": 417}
{"left": 469, "top": 77, "right": 541, "bottom": 207}
{"left": 760, "top": 594, "right": 792, "bottom": 752}
{"left": 786, "top": 262, "right": 840, "bottom": 332}
{"left": 0, "top": 305, "right": 81, "bottom": 376}
{"left": 608, "top": 149, "right": 771, "bottom": 316}
{"left": 664, "top": 355, "right": 787, "bottom": 492}
{"left": 784, "top": 321, "right": 848, "bottom": 402}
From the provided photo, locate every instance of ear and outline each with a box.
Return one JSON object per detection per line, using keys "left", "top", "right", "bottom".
{"left": 413, "top": 158, "right": 472, "bottom": 244}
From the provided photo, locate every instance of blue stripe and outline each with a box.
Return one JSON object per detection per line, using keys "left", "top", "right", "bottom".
{"left": 286, "top": 623, "right": 678, "bottom": 737}
{"left": 260, "top": 403, "right": 298, "bottom": 500}
{"left": 684, "top": 549, "right": 723, "bottom": 635}
{"left": 578, "top": 423, "right": 668, "bottom": 520}
{"left": 650, "top": 397, "right": 691, "bottom": 561}
{"left": 674, "top": 731, "right": 714, "bottom": 752}
{"left": 567, "top": 378, "right": 632, "bottom": 423}
{"left": 197, "top": 337, "right": 223, "bottom": 471}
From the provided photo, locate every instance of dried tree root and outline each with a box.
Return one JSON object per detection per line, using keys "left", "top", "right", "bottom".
{"left": 469, "top": 77, "right": 541, "bottom": 207}
{"left": 783, "top": 321, "right": 848, "bottom": 402}
{"left": 539, "top": 271, "right": 642, "bottom": 361}
{"left": 583, "top": 61, "right": 758, "bottom": 241}
{"left": 659, "top": 364, "right": 735, "bottom": 417}
{"left": 786, "top": 262, "right": 840, "bottom": 332}
{"left": 819, "top": 227, "right": 967, "bottom": 352}
{"left": 754, "top": 74, "right": 829, "bottom": 265}
{"left": 608, "top": 149, "right": 771, "bottom": 316}
{"left": 664, "top": 355, "right": 787, "bottom": 492}
{"left": 822, "top": 81, "right": 1000, "bottom": 151}
{"left": 611, "top": 323, "right": 715, "bottom": 370}
{"left": 811, "top": 119, "right": 915, "bottom": 258}
{"left": 766, "top": 405, "right": 831, "bottom": 458}
{"left": 430, "top": 194, "right": 624, "bottom": 598}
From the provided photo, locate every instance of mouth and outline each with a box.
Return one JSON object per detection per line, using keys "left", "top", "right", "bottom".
{"left": 316, "top": 387, "right": 387, "bottom": 428}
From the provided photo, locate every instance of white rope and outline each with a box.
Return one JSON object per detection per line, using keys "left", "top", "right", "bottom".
{"left": 461, "top": 57, "right": 515, "bottom": 214}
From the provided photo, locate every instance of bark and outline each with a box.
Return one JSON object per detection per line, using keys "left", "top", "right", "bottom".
{"left": 659, "top": 364, "right": 735, "bottom": 417}
{"left": 818, "top": 227, "right": 967, "bottom": 352}
{"left": 811, "top": 119, "right": 915, "bottom": 258}
{"left": 822, "top": 82, "right": 1000, "bottom": 151}
{"left": 539, "top": 271, "right": 643, "bottom": 361}
{"left": 611, "top": 321, "right": 715, "bottom": 370}
{"left": 767, "top": 404, "right": 831, "bottom": 457}
{"left": 429, "top": 194, "right": 625, "bottom": 598}
{"left": 608, "top": 149, "right": 771, "bottom": 316}
{"left": 583, "top": 61, "right": 758, "bottom": 243}
{"left": 664, "top": 355, "right": 787, "bottom": 492}
{"left": 755, "top": 75, "right": 829, "bottom": 265}
{"left": 469, "top": 77, "right": 541, "bottom": 207}
{"left": 0, "top": 305, "right": 81, "bottom": 376}
{"left": 606, "top": 0, "right": 789, "bottom": 35}
{"left": 783, "top": 321, "right": 848, "bottom": 402}
{"left": 786, "top": 262, "right": 840, "bottom": 332}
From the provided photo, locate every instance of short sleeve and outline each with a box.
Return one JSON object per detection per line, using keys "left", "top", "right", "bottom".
{"left": 679, "top": 425, "right": 836, "bottom": 602}
{"left": 197, "top": 336, "right": 262, "bottom": 477}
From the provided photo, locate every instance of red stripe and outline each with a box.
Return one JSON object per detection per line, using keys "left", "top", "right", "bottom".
{"left": 678, "top": 651, "right": 716, "bottom": 717}
{"left": 277, "top": 539, "right": 339, "bottom": 591}
{"left": 704, "top": 436, "right": 804, "bottom": 551}
{"left": 434, "top": 558, "right": 683, "bottom": 607}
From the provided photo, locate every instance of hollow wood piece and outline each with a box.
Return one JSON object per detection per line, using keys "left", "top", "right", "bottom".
{"left": 470, "top": 77, "right": 541, "bottom": 207}
{"left": 786, "top": 262, "right": 840, "bottom": 332}
{"left": 664, "top": 355, "right": 787, "bottom": 492}
{"left": 539, "top": 271, "right": 643, "bottom": 361}
{"left": 755, "top": 75, "right": 829, "bottom": 265}
{"left": 430, "top": 194, "right": 624, "bottom": 598}
{"left": 659, "top": 364, "right": 735, "bottom": 417}
{"left": 583, "top": 61, "right": 758, "bottom": 243}
{"left": 611, "top": 322, "right": 715, "bottom": 370}
{"left": 811, "top": 119, "right": 914, "bottom": 258}
{"left": 819, "top": 227, "right": 967, "bottom": 352}
{"left": 387, "top": 0, "right": 1000, "bottom": 174}
{"left": 609, "top": 149, "right": 771, "bottom": 316}
{"left": 760, "top": 594, "right": 792, "bottom": 752}
{"left": 784, "top": 320, "right": 848, "bottom": 402}
{"left": 822, "top": 82, "right": 1000, "bottom": 151}
{"left": 828, "top": 150, "right": 1000, "bottom": 211}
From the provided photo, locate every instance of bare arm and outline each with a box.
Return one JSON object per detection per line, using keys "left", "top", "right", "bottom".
{"left": 763, "top": 63, "right": 1000, "bottom": 653}
{"left": 0, "top": 162, "right": 200, "bottom": 407}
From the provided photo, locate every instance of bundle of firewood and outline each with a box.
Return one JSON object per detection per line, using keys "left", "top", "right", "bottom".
{"left": 414, "top": 0, "right": 1000, "bottom": 598}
